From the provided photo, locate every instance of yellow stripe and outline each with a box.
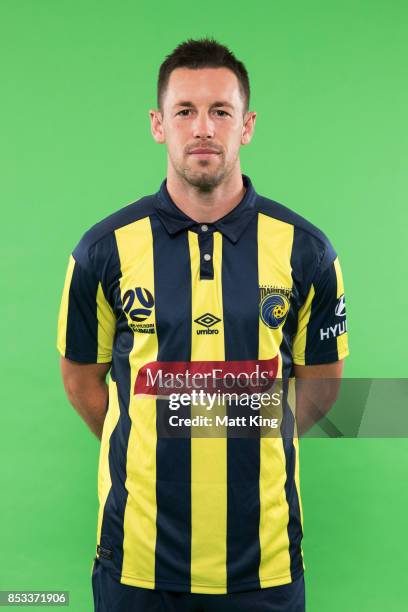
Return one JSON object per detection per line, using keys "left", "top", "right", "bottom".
{"left": 96, "top": 377, "right": 120, "bottom": 547}
{"left": 56, "top": 255, "right": 76, "bottom": 356}
{"left": 333, "top": 257, "right": 349, "bottom": 359}
{"left": 333, "top": 257, "right": 343, "bottom": 297}
{"left": 257, "top": 213, "right": 295, "bottom": 586}
{"left": 189, "top": 230, "right": 227, "bottom": 594}
{"left": 96, "top": 282, "right": 116, "bottom": 363}
{"left": 292, "top": 285, "right": 315, "bottom": 366}
{"left": 114, "top": 218, "right": 158, "bottom": 585}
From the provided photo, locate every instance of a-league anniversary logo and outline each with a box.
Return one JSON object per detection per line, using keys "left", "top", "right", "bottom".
{"left": 122, "top": 286, "right": 156, "bottom": 334}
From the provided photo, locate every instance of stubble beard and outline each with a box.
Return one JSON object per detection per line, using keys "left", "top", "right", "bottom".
{"left": 177, "top": 154, "right": 232, "bottom": 194}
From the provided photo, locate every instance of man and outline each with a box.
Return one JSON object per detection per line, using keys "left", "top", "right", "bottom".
{"left": 57, "top": 38, "right": 349, "bottom": 612}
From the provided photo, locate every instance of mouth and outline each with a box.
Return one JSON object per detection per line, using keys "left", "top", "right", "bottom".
{"left": 188, "top": 148, "right": 221, "bottom": 158}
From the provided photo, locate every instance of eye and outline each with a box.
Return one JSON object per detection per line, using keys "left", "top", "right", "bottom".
{"left": 176, "top": 109, "right": 192, "bottom": 116}
{"left": 214, "top": 110, "right": 230, "bottom": 117}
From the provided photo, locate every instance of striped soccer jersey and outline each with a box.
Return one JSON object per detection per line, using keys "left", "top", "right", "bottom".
{"left": 57, "top": 174, "right": 349, "bottom": 594}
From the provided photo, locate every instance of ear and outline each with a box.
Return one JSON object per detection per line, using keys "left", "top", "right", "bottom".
{"left": 241, "top": 111, "right": 257, "bottom": 145}
{"left": 149, "top": 109, "right": 165, "bottom": 144}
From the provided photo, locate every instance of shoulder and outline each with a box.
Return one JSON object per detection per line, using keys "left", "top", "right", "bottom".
{"left": 72, "top": 193, "right": 157, "bottom": 268}
{"left": 255, "top": 194, "right": 337, "bottom": 273}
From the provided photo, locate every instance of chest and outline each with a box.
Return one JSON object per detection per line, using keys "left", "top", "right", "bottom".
{"left": 110, "top": 226, "right": 301, "bottom": 359}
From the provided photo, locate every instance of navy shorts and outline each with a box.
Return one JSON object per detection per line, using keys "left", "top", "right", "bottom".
{"left": 91, "top": 557, "right": 306, "bottom": 612}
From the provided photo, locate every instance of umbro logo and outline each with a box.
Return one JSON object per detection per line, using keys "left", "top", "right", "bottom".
{"left": 195, "top": 313, "right": 221, "bottom": 328}
{"left": 194, "top": 312, "right": 222, "bottom": 335}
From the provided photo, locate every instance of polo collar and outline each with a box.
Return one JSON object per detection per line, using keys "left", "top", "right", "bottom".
{"left": 155, "top": 174, "right": 258, "bottom": 244}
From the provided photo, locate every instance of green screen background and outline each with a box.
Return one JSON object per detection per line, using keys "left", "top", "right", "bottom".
{"left": 1, "top": 0, "right": 407, "bottom": 610}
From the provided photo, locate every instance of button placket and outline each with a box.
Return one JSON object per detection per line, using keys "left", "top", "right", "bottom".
{"left": 198, "top": 229, "right": 214, "bottom": 280}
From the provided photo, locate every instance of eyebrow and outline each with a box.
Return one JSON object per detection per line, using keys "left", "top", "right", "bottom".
{"left": 173, "top": 101, "right": 235, "bottom": 110}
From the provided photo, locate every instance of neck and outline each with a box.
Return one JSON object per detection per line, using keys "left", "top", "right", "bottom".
{"left": 165, "top": 163, "right": 246, "bottom": 223}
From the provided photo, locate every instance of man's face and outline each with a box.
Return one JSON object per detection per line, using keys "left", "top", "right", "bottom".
{"left": 150, "top": 67, "right": 256, "bottom": 191}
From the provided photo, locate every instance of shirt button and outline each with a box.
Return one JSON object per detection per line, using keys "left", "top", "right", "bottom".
{"left": 201, "top": 224, "right": 208, "bottom": 232}
{"left": 203, "top": 253, "right": 211, "bottom": 261}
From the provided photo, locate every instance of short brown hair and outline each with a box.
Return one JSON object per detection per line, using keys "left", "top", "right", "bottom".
{"left": 157, "top": 37, "right": 250, "bottom": 114}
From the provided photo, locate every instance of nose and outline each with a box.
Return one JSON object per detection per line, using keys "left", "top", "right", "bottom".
{"left": 192, "top": 111, "right": 215, "bottom": 139}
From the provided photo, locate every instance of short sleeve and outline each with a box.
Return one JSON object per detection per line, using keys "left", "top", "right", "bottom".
{"left": 56, "top": 253, "right": 116, "bottom": 364}
{"left": 292, "top": 254, "right": 349, "bottom": 365}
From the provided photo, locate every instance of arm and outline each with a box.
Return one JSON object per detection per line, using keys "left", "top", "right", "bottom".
{"left": 57, "top": 246, "right": 116, "bottom": 440}
{"left": 292, "top": 246, "right": 350, "bottom": 436}
{"left": 60, "top": 356, "right": 111, "bottom": 440}
{"left": 293, "top": 360, "right": 344, "bottom": 437}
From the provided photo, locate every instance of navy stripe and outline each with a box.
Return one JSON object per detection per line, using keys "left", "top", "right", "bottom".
{"left": 91, "top": 232, "right": 122, "bottom": 312}
{"left": 280, "top": 379, "right": 304, "bottom": 579}
{"left": 150, "top": 215, "right": 192, "bottom": 590}
{"left": 284, "top": 226, "right": 318, "bottom": 377}
{"left": 222, "top": 216, "right": 261, "bottom": 592}
{"left": 98, "top": 233, "right": 133, "bottom": 580}
{"left": 305, "top": 260, "right": 338, "bottom": 364}
{"left": 66, "top": 260, "right": 98, "bottom": 362}
{"left": 274, "top": 226, "right": 307, "bottom": 579}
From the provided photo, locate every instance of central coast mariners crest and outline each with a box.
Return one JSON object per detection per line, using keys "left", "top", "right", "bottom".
{"left": 259, "top": 285, "right": 291, "bottom": 329}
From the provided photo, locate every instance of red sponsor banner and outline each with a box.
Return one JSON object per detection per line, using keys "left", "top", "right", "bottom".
{"left": 134, "top": 356, "right": 279, "bottom": 396}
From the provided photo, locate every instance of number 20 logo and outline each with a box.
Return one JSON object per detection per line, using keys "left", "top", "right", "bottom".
{"left": 122, "top": 287, "right": 154, "bottom": 322}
